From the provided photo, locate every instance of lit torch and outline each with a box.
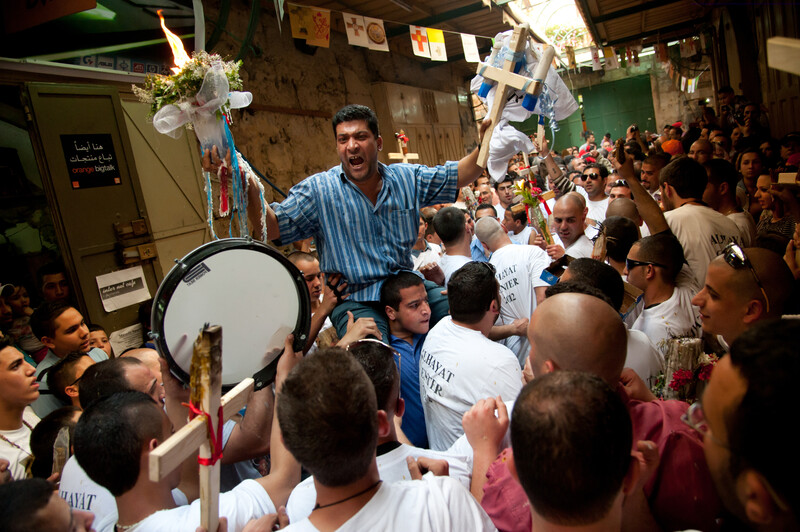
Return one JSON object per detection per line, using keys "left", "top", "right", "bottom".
{"left": 158, "top": 9, "right": 191, "bottom": 74}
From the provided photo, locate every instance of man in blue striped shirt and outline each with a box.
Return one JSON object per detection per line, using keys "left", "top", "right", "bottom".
{"left": 261, "top": 105, "right": 490, "bottom": 340}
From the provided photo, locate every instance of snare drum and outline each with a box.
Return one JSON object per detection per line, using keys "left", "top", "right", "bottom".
{"left": 152, "top": 238, "right": 310, "bottom": 390}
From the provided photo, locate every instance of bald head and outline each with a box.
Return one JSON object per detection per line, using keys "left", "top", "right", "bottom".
{"left": 557, "top": 192, "right": 586, "bottom": 211}
{"left": 689, "top": 140, "right": 712, "bottom": 165}
{"left": 528, "top": 293, "right": 627, "bottom": 385}
{"left": 475, "top": 216, "right": 509, "bottom": 251}
{"left": 120, "top": 348, "right": 162, "bottom": 383}
{"left": 605, "top": 198, "right": 642, "bottom": 227}
{"left": 716, "top": 247, "right": 793, "bottom": 319}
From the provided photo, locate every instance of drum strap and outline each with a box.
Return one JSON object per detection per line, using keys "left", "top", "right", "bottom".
{"left": 183, "top": 402, "right": 224, "bottom": 466}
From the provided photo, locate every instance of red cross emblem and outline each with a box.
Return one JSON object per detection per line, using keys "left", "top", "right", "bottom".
{"left": 347, "top": 17, "right": 364, "bottom": 36}
{"left": 411, "top": 28, "right": 428, "bottom": 51}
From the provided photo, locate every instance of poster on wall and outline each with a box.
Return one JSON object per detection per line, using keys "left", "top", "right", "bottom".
{"left": 95, "top": 265, "right": 151, "bottom": 312}
{"left": 60, "top": 134, "right": 121, "bottom": 189}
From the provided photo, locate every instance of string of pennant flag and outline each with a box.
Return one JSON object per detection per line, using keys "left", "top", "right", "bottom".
{"left": 285, "top": 3, "right": 490, "bottom": 62}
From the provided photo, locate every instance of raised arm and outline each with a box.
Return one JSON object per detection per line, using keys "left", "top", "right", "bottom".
{"left": 538, "top": 136, "right": 575, "bottom": 193}
{"left": 611, "top": 148, "right": 670, "bottom": 235}
{"left": 457, "top": 119, "right": 493, "bottom": 187}
{"left": 202, "top": 146, "right": 281, "bottom": 241}
{"left": 256, "top": 335, "right": 302, "bottom": 508}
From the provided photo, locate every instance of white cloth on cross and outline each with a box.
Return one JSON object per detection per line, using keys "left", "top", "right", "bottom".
{"left": 471, "top": 29, "right": 578, "bottom": 181}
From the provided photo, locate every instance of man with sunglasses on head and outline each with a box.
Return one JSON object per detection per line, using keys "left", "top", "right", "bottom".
{"left": 685, "top": 319, "right": 799, "bottom": 530}
{"left": 691, "top": 244, "right": 793, "bottom": 348}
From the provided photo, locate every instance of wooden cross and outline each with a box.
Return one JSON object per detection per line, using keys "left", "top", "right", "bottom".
{"left": 411, "top": 28, "right": 428, "bottom": 52}
{"left": 476, "top": 23, "right": 555, "bottom": 168}
{"left": 149, "top": 325, "right": 255, "bottom": 532}
{"left": 346, "top": 16, "right": 364, "bottom": 36}
{"left": 389, "top": 130, "right": 419, "bottom": 163}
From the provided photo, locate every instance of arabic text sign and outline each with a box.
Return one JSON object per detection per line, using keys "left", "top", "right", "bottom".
{"left": 60, "top": 134, "right": 122, "bottom": 189}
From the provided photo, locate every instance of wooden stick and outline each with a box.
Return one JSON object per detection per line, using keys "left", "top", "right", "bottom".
{"left": 192, "top": 326, "right": 223, "bottom": 532}
{"left": 148, "top": 378, "right": 254, "bottom": 482}
{"left": 477, "top": 24, "right": 529, "bottom": 168}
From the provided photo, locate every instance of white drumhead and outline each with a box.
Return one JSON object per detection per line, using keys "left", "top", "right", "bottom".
{"left": 158, "top": 246, "right": 304, "bottom": 387}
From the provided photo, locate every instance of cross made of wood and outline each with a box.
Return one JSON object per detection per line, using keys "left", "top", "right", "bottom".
{"left": 149, "top": 325, "right": 255, "bottom": 532}
{"left": 411, "top": 28, "right": 428, "bottom": 52}
{"left": 389, "top": 130, "right": 419, "bottom": 163}
{"left": 476, "top": 23, "right": 555, "bottom": 168}
{"left": 346, "top": 16, "right": 364, "bottom": 36}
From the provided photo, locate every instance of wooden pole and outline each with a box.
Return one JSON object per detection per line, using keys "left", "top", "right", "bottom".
{"left": 191, "top": 325, "right": 223, "bottom": 532}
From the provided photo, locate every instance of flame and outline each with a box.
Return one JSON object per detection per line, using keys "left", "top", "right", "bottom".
{"left": 158, "top": 9, "right": 191, "bottom": 74}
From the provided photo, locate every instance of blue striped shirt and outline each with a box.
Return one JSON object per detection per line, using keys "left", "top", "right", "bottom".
{"left": 272, "top": 161, "right": 459, "bottom": 301}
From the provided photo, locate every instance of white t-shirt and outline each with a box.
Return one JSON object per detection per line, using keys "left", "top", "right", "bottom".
{"left": 625, "top": 288, "right": 702, "bottom": 356}
{"left": 125, "top": 479, "right": 275, "bottom": 532}
{"left": 664, "top": 204, "right": 742, "bottom": 288}
{"left": 420, "top": 317, "right": 523, "bottom": 451}
{"left": 490, "top": 244, "right": 549, "bottom": 365}
{"left": 64, "top": 456, "right": 189, "bottom": 532}
{"left": 286, "top": 443, "right": 472, "bottom": 523}
{"left": 624, "top": 267, "right": 702, "bottom": 356}
{"left": 412, "top": 242, "right": 442, "bottom": 271}
{"left": 625, "top": 330, "right": 665, "bottom": 388}
{"left": 60, "top": 455, "right": 117, "bottom": 524}
{"left": 0, "top": 409, "right": 39, "bottom": 481}
{"left": 552, "top": 233, "right": 594, "bottom": 259}
{"left": 495, "top": 204, "right": 507, "bottom": 223}
{"left": 508, "top": 226, "right": 533, "bottom": 245}
{"left": 439, "top": 254, "right": 471, "bottom": 287}
{"left": 586, "top": 196, "right": 609, "bottom": 223}
{"left": 282, "top": 475, "right": 496, "bottom": 532}
{"left": 727, "top": 211, "right": 757, "bottom": 247}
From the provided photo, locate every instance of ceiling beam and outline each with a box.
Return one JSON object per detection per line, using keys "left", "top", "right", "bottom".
{"left": 604, "top": 18, "right": 706, "bottom": 47}
{"left": 574, "top": 0, "right": 604, "bottom": 45}
{"left": 593, "top": 0, "right": 684, "bottom": 23}
{"left": 386, "top": 2, "right": 487, "bottom": 38}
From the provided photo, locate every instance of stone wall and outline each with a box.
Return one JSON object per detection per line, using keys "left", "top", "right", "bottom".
{"left": 205, "top": 1, "right": 478, "bottom": 202}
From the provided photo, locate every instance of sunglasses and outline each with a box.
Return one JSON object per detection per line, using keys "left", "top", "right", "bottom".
{"left": 625, "top": 258, "right": 665, "bottom": 271}
{"left": 611, "top": 179, "right": 628, "bottom": 188}
{"left": 346, "top": 338, "right": 402, "bottom": 398}
{"left": 581, "top": 172, "right": 602, "bottom": 180}
{"left": 722, "top": 243, "right": 770, "bottom": 313}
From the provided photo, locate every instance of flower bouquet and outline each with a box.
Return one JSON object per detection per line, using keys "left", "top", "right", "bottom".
{"left": 132, "top": 51, "right": 265, "bottom": 240}
{"left": 653, "top": 337, "right": 718, "bottom": 402}
{"left": 512, "top": 180, "right": 553, "bottom": 245}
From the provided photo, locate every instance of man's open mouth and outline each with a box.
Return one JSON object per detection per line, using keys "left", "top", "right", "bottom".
{"left": 349, "top": 156, "right": 364, "bottom": 166}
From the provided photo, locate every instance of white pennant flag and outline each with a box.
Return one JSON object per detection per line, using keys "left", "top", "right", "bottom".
{"left": 343, "top": 13, "right": 369, "bottom": 47}
{"left": 460, "top": 33, "right": 480, "bottom": 62}
{"left": 427, "top": 28, "right": 447, "bottom": 61}
{"left": 409, "top": 25, "right": 431, "bottom": 58}
{"left": 363, "top": 17, "right": 389, "bottom": 52}
{"left": 590, "top": 46, "right": 602, "bottom": 71}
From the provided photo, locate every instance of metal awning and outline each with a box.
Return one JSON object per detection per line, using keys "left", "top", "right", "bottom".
{"left": 575, "top": 0, "right": 711, "bottom": 47}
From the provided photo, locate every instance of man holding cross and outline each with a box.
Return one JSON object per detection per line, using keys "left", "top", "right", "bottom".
{"left": 209, "top": 104, "right": 490, "bottom": 341}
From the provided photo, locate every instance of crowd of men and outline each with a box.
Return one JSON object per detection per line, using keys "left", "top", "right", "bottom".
{"left": 1, "top": 98, "right": 798, "bottom": 532}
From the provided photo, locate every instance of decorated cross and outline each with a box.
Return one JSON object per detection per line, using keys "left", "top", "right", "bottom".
{"left": 389, "top": 130, "right": 419, "bottom": 163}
{"left": 475, "top": 23, "right": 555, "bottom": 168}
{"left": 411, "top": 28, "right": 428, "bottom": 52}
{"left": 149, "top": 325, "right": 255, "bottom": 531}
{"left": 347, "top": 17, "right": 364, "bottom": 36}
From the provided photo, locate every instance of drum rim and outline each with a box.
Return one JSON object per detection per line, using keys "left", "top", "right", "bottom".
{"left": 151, "top": 238, "right": 311, "bottom": 388}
